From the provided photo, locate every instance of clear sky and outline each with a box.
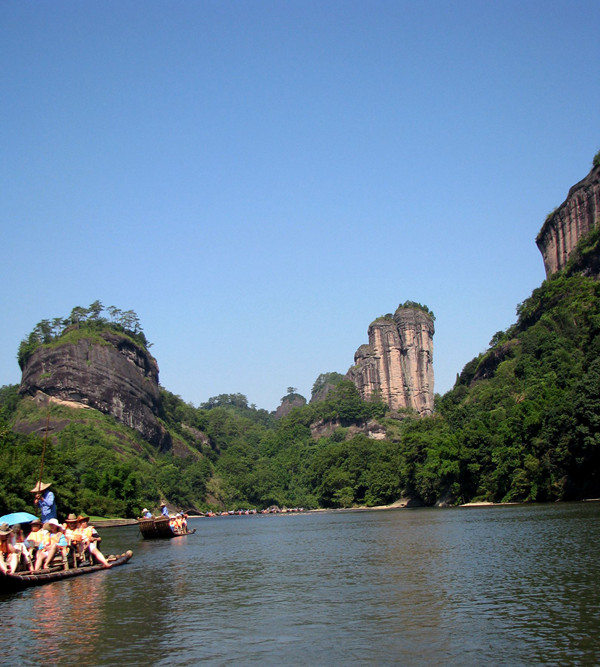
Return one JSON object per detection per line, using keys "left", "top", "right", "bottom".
{"left": 2, "top": 1, "right": 599, "bottom": 412}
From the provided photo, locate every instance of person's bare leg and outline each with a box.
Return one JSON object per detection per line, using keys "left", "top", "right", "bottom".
{"left": 89, "top": 543, "right": 111, "bottom": 568}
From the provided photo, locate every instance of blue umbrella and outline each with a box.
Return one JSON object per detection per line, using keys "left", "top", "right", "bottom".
{"left": 0, "top": 511, "right": 38, "bottom": 526}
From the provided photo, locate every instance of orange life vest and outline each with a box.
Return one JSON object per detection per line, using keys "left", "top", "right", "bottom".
{"left": 26, "top": 529, "right": 45, "bottom": 548}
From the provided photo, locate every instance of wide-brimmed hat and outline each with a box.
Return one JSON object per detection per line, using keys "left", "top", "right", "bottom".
{"left": 160, "top": 501, "right": 166, "bottom": 506}
{"left": 30, "top": 481, "right": 52, "bottom": 493}
{"left": 44, "top": 518, "right": 63, "bottom": 531}
{"left": 142, "top": 508, "right": 149, "bottom": 513}
{"left": 30, "top": 519, "right": 42, "bottom": 526}
{"left": 0, "top": 523, "right": 11, "bottom": 536}
{"left": 77, "top": 515, "right": 90, "bottom": 523}
{"left": 65, "top": 513, "right": 79, "bottom": 524}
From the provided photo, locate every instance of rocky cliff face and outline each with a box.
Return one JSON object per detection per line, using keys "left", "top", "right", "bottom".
{"left": 536, "top": 165, "right": 600, "bottom": 276}
{"left": 347, "top": 307, "right": 435, "bottom": 416}
{"left": 19, "top": 331, "right": 172, "bottom": 451}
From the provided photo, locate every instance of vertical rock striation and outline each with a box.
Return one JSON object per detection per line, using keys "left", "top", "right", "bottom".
{"left": 536, "top": 165, "right": 600, "bottom": 276}
{"left": 347, "top": 306, "right": 435, "bottom": 415}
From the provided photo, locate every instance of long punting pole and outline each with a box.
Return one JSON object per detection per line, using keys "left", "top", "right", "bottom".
{"left": 36, "top": 411, "right": 51, "bottom": 492}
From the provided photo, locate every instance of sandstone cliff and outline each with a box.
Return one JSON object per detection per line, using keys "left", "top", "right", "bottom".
{"left": 536, "top": 164, "right": 600, "bottom": 276}
{"left": 18, "top": 330, "right": 172, "bottom": 451}
{"left": 347, "top": 306, "right": 435, "bottom": 416}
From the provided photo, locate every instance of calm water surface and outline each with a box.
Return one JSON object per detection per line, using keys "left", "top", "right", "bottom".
{"left": 2, "top": 503, "right": 599, "bottom": 665}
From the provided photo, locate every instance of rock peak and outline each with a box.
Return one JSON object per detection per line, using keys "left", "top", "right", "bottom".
{"left": 347, "top": 305, "right": 435, "bottom": 416}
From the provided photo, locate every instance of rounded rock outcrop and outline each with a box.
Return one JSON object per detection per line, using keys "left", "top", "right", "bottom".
{"left": 18, "top": 330, "right": 171, "bottom": 451}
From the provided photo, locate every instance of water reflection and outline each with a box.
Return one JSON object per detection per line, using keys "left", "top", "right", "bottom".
{"left": 1, "top": 504, "right": 599, "bottom": 666}
{"left": 27, "top": 576, "right": 106, "bottom": 662}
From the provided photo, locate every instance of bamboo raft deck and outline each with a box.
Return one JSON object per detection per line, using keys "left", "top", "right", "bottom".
{"left": 0, "top": 550, "right": 134, "bottom": 594}
{"left": 137, "top": 516, "right": 196, "bottom": 539}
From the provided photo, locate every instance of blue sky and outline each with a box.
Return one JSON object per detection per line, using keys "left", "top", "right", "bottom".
{"left": 2, "top": 1, "right": 599, "bottom": 411}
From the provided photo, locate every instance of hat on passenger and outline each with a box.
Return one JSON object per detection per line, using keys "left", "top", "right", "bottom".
{"left": 65, "top": 514, "right": 79, "bottom": 524}
{"left": 45, "top": 518, "right": 63, "bottom": 531}
{"left": 30, "top": 481, "right": 52, "bottom": 493}
{"left": 0, "top": 523, "right": 11, "bottom": 536}
{"left": 77, "top": 515, "right": 90, "bottom": 523}
{"left": 31, "top": 519, "right": 42, "bottom": 526}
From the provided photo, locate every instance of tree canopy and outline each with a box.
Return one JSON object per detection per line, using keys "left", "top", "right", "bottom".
{"left": 18, "top": 301, "right": 149, "bottom": 369}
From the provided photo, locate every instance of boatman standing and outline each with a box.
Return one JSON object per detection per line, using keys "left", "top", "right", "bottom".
{"left": 30, "top": 481, "right": 57, "bottom": 522}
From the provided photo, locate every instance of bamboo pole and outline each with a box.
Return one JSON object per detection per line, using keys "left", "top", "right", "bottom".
{"left": 36, "top": 411, "right": 51, "bottom": 494}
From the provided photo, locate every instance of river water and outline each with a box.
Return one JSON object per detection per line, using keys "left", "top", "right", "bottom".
{"left": 2, "top": 502, "right": 599, "bottom": 666}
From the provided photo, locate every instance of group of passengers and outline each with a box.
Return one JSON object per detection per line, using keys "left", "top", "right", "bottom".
{"left": 141, "top": 503, "right": 188, "bottom": 534}
{"left": 0, "top": 513, "right": 111, "bottom": 575}
{"left": 168, "top": 513, "right": 188, "bottom": 535}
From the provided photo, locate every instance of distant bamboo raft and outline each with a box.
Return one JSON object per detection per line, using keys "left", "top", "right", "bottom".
{"left": 137, "top": 516, "right": 196, "bottom": 539}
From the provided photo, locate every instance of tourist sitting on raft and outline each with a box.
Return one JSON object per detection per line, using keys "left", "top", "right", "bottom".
{"left": 0, "top": 522, "right": 36, "bottom": 574}
{"left": 63, "top": 514, "right": 111, "bottom": 569}
{"left": 0, "top": 522, "right": 20, "bottom": 574}
{"left": 25, "top": 518, "right": 44, "bottom": 552}
{"left": 63, "top": 514, "right": 80, "bottom": 544}
{"left": 11, "top": 524, "right": 34, "bottom": 572}
{"left": 76, "top": 515, "right": 111, "bottom": 568}
{"left": 34, "top": 518, "right": 69, "bottom": 571}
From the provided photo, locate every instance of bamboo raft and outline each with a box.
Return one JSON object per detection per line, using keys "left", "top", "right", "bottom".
{"left": 137, "top": 516, "right": 196, "bottom": 539}
{"left": 0, "top": 550, "right": 134, "bottom": 594}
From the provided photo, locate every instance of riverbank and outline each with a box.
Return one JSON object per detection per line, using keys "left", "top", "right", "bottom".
{"left": 92, "top": 518, "right": 138, "bottom": 527}
{"left": 91, "top": 497, "right": 600, "bottom": 526}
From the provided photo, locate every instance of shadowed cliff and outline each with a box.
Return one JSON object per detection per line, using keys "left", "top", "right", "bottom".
{"left": 536, "top": 163, "right": 600, "bottom": 276}
{"left": 18, "top": 329, "right": 172, "bottom": 451}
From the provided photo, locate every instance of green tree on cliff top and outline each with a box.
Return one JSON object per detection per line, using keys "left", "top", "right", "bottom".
{"left": 18, "top": 301, "right": 149, "bottom": 368}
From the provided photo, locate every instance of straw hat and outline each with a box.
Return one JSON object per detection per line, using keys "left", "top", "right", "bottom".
{"left": 65, "top": 513, "right": 79, "bottom": 524}
{"left": 30, "top": 481, "right": 52, "bottom": 493}
{"left": 30, "top": 519, "right": 42, "bottom": 527}
{"left": 0, "top": 523, "right": 11, "bottom": 536}
{"left": 77, "top": 515, "right": 90, "bottom": 523}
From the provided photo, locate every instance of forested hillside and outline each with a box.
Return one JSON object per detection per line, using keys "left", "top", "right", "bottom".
{"left": 2, "top": 261, "right": 600, "bottom": 518}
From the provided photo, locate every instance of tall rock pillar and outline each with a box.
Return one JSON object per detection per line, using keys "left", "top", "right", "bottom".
{"left": 347, "top": 306, "right": 435, "bottom": 416}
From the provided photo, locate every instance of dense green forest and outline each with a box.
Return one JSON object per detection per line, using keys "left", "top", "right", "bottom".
{"left": 2, "top": 264, "right": 600, "bottom": 518}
